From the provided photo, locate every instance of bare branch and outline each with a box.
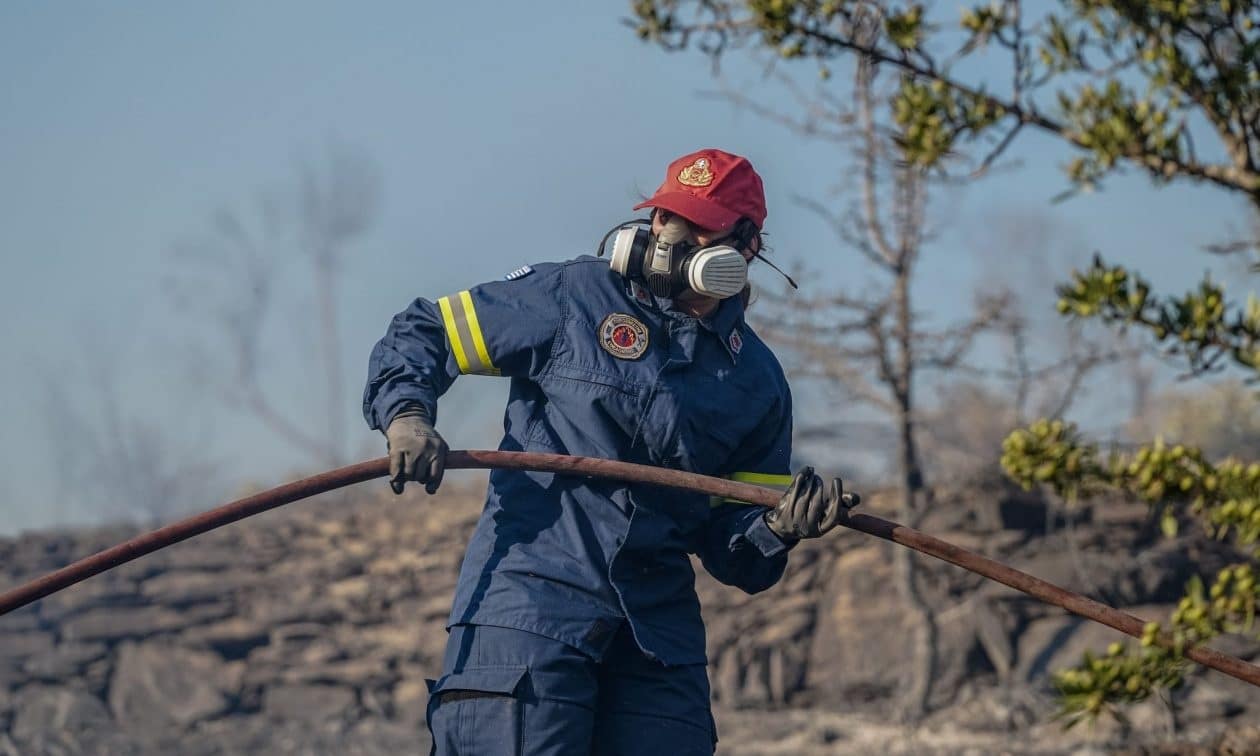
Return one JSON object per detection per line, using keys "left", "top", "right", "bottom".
{"left": 917, "top": 292, "right": 1012, "bottom": 371}
{"left": 793, "top": 195, "right": 889, "bottom": 268}
{"left": 855, "top": 54, "right": 900, "bottom": 269}
{"left": 165, "top": 145, "right": 380, "bottom": 470}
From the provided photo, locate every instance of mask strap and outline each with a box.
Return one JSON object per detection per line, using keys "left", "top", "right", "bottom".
{"left": 595, "top": 218, "right": 653, "bottom": 258}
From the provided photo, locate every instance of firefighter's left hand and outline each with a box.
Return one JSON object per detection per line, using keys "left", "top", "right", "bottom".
{"left": 764, "top": 467, "right": 860, "bottom": 540}
{"left": 385, "top": 405, "right": 448, "bottom": 496}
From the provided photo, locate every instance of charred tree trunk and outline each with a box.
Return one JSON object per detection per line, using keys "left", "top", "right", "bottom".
{"left": 892, "top": 265, "right": 939, "bottom": 723}
{"left": 314, "top": 255, "right": 346, "bottom": 469}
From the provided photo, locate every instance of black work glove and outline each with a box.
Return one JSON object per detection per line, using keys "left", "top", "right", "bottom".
{"left": 385, "top": 403, "right": 448, "bottom": 495}
{"left": 764, "top": 466, "right": 860, "bottom": 541}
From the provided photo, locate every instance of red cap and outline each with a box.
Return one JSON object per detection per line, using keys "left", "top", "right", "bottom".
{"left": 633, "top": 148, "right": 767, "bottom": 231}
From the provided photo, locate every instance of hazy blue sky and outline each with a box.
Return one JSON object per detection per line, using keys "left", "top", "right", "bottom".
{"left": 1, "top": 1, "right": 1251, "bottom": 534}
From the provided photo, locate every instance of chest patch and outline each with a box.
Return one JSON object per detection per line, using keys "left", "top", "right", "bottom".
{"left": 728, "top": 329, "right": 743, "bottom": 355}
{"left": 599, "top": 313, "right": 649, "bottom": 360}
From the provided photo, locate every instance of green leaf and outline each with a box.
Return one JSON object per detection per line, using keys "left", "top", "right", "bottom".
{"left": 1161, "top": 508, "right": 1179, "bottom": 538}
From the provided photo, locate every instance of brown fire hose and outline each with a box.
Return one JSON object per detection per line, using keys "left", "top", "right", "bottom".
{"left": 1, "top": 449, "right": 1258, "bottom": 688}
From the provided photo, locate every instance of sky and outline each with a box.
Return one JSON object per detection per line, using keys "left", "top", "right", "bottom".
{"left": 0, "top": 1, "right": 1252, "bottom": 534}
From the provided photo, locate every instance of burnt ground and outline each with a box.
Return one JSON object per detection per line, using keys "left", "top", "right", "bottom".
{"left": 1, "top": 481, "right": 1257, "bottom": 754}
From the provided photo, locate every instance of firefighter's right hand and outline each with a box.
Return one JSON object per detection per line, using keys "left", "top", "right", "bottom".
{"left": 385, "top": 404, "right": 448, "bottom": 495}
{"left": 764, "top": 466, "right": 859, "bottom": 541}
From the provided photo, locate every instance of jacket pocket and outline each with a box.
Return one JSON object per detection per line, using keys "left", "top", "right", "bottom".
{"left": 545, "top": 362, "right": 644, "bottom": 397}
{"left": 427, "top": 666, "right": 528, "bottom": 755}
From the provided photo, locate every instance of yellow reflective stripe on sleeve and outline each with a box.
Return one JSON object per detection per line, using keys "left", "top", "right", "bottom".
{"left": 437, "top": 295, "right": 473, "bottom": 374}
{"left": 437, "top": 291, "right": 500, "bottom": 376}
{"left": 459, "top": 290, "right": 500, "bottom": 376}
{"left": 711, "top": 471, "right": 794, "bottom": 507}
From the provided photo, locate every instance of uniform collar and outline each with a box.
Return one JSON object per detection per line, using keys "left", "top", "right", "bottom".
{"left": 626, "top": 280, "right": 746, "bottom": 363}
{"left": 707, "top": 295, "right": 747, "bottom": 364}
{"left": 628, "top": 280, "right": 657, "bottom": 311}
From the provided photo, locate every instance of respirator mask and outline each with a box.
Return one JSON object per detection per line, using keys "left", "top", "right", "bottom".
{"left": 596, "top": 214, "right": 749, "bottom": 300}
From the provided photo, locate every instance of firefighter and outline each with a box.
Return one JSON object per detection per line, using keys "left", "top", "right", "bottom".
{"left": 362, "top": 148, "right": 854, "bottom": 755}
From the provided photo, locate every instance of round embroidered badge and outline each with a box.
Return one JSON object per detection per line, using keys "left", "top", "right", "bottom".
{"left": 599, "top": 313, "right": 649, "bottom": 360}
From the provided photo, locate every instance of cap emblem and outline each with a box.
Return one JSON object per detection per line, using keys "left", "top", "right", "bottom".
{"left": 599, "top": 314, "right": 649, "bottom": 360}
{"left": 677, "top": 157, "right": 714, "bottom": 187}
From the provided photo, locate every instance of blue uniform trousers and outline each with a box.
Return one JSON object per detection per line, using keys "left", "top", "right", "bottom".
{"left": 427, "top": 623, "right": 715, "bottom": 755}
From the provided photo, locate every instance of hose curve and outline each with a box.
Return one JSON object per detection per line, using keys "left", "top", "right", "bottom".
{"left": 0, "top": 450, "right": 1256, "bottom": 688}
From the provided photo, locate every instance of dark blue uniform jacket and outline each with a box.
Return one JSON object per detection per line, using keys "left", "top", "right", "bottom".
{"left": 363, "top": 256, "right": 795, "bottom": 665}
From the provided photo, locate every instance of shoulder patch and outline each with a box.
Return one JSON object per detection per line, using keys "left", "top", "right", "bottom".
{"left": 504, "top": 265, "right": 534, "bottom": 281}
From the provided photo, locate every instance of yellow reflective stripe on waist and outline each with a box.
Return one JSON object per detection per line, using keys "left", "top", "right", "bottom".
{"left": 729, "top": 471, "right": 794, "bottom": 487}
{"left": 437, "top": 291, "right": 500, "bottom": 376}
{"left": 711, "top": 471, "right": 794, "bottom": 507}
